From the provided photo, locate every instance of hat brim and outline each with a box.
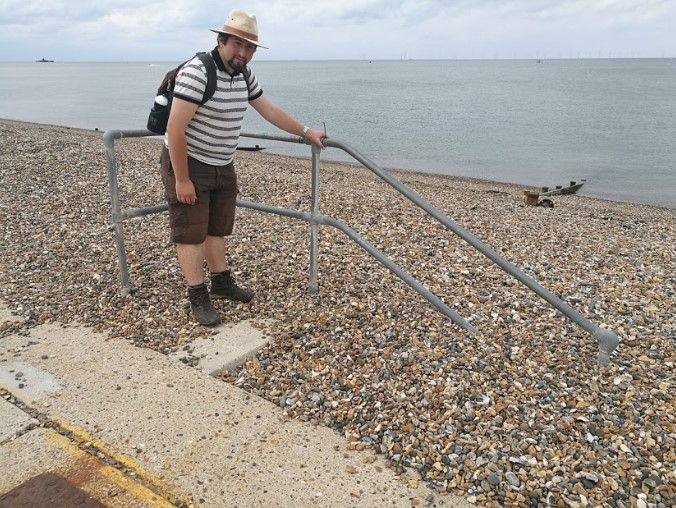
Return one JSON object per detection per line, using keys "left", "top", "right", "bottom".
{"left": 210, "top": 28, "right": 268, "bottom": 49}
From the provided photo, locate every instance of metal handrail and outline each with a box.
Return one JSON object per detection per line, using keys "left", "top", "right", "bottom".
{"left": 339, "top": 139, "right": 621, "bottom": 364}
{"left": 235, "top": 199, "right": 475, "bottom": 332}
{"left": 102, "top": 129, "right": 474, "bottom": 331}
{"left": 103, "top": 129, "right": 620, "bottom": 365}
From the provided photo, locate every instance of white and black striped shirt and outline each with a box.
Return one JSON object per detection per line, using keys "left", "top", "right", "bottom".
{"left": 169, "top": 50, "right": 263, "bottom": 166}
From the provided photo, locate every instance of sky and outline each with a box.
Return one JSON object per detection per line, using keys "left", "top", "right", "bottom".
{"left": 1, "top": 0, "right": 674, "bottom": 61}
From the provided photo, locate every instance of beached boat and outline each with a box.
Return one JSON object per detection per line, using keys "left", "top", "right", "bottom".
{"left": 539, "top": 180, "right": 585, "bottom": 196}
{"left": 237, "top": 144, "right": 265, "bottom": 152}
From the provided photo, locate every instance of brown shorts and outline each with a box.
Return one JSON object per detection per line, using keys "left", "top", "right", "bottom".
{"left": 160, "top": 146, "right": 238, "bottom": 244}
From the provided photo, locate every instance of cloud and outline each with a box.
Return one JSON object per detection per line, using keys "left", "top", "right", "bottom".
{"left": 0, "top": 0, "right": 674, "bottom": 61}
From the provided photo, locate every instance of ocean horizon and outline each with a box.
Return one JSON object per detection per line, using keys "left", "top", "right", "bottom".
{"left": 1, "top": 58, "right": 674, "bottom": 208}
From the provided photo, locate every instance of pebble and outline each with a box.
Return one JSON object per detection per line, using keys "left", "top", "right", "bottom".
{"left": 1, "top": 120, "right": 675, "bottom": 506}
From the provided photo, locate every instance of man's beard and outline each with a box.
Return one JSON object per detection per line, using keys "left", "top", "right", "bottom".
{"left": 228, "top": 59, "right": 245, "bottom": 73}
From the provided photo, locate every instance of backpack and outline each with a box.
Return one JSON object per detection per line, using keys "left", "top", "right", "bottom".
{"left": 146, "top": 52, "right": 217, "bottom": 135}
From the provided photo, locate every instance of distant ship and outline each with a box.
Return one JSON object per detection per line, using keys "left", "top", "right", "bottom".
{"left": 36, "top": 58, "right": 54, "bottom": 63}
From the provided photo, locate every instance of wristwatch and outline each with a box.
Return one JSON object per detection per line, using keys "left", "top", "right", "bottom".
{"left": 302, "top": 126, "right": 309, "bottom": 136}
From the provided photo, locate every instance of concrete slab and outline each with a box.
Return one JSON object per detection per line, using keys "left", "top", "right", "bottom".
{"left": 0, "top": 360, "right": 63, "bottom": 402}
{"left": 170, "top": 319, "right": 271, "bottom": 375}
{"left": 0, "top": 323, "right": 470, "bottom": 507}
{"left": 0, "top": 427, "right": 172, "bottom": 507}
{"left": 0, "top": 398, "right": 35, "bottom": 442}
{"left": 0, "top": 427, "right": 78, "bottom": 494}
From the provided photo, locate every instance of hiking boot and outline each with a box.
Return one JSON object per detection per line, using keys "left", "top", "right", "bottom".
{"left": 210, "top": 270, "right": 254, "bottom": 303}
{"left": 188, "top": 283, "right": 221, "bottom": 326}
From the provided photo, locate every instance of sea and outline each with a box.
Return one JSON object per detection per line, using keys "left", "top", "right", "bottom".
{"left": 1, "top": 58, "right": 674, "bottom": 208}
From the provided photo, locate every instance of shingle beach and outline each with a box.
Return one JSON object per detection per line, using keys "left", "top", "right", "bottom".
{"left": 1, "top": 119, "right": 674, "bottom": 507}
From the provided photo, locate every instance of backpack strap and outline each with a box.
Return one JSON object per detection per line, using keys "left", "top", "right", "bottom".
{"left": 241, "top": 66, "right": 251, "bottom": 94}
{"left": 196, "top": 52, "right": 217, "bottom": 105}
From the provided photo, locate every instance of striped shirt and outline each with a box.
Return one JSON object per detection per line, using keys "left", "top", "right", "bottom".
{"left": 168, "top": 49, "right": 263, "bottom": 166}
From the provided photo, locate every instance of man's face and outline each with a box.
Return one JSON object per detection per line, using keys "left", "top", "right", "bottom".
{"left": 221, "top": 36, "right": 257, "bottom": 73}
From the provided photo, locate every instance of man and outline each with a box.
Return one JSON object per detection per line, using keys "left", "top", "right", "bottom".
{"left": 161, "top": 9, "right": 326, "bottom": 325}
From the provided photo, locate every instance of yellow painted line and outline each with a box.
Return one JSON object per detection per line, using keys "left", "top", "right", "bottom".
{"left": 48, "top": 417, "right": 196, "bottom": 507}
{"left": 45, "top": 429, "right": 172, "bottom": 507}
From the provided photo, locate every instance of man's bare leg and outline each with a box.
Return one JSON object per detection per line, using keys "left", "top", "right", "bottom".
{"left": 175, "top": 243, "right": 206, "bottom": 285}
{"left": 203, "top": 235, "right": 227, "bottom": 273}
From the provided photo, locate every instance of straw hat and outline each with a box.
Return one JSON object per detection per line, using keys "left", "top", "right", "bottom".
{"left": 211, "top": 10, "right": 268, "bottom": 49}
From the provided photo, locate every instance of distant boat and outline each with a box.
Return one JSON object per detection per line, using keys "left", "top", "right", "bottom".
{"left": 36, "top": 58, "right": 54, "bottom": 63}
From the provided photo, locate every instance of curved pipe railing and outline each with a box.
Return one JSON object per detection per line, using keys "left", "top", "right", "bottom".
{"left": 239, "top": 132, "right": 620, "bottom": 364}
{"left": 235, "top": 199, "right": 476, "bottom": 333}
{"left": 102, "top": 129, "right": 475, "bottom": 332}
{"left": 104, "top": 129, "right": 620, "bottom": 365}
{"left": 323, "top": 138, "right": 620, "bottom": 365}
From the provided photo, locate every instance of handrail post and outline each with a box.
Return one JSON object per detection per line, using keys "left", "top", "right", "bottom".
{"left": 103, "top": 130, "right": 132, "bottom": 296}
{"left": 309, "top": 144, "right": 321, "bottom": 294}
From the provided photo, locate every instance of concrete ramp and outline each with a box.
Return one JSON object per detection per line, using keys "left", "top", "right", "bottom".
{"left": 0, "top": 308, "right": 469, "bottom": 507}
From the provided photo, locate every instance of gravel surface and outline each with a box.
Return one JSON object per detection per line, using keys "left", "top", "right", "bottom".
{"left": 1, "top": 119, "right": 674, "bottom": 507}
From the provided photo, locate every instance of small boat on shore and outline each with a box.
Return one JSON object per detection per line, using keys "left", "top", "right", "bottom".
{"left": 237, "top": 144, "right": 265, "bottom": 152}
{"left": 539, "top": 180, "right": 585, "bottom": 196}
